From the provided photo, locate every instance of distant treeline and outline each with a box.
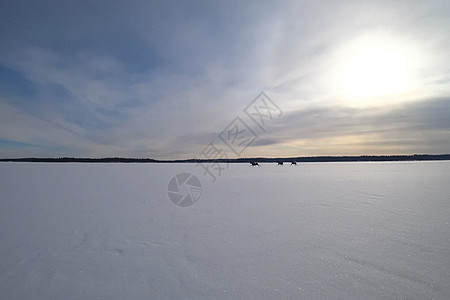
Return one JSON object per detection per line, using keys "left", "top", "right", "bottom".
{"left": 0, "top": 157, "right": 158, "bottom": 163}
{"left": 1, "top": 154, "right": 450, "bottom": 163}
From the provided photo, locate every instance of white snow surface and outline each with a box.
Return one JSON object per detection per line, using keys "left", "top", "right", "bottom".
{"left": 0, "top": 161, "right": 449, "bottom": 299}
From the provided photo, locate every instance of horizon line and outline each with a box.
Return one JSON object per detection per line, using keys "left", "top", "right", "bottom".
{"left": 1, "top": 154, "right": 450, "bottom": 163}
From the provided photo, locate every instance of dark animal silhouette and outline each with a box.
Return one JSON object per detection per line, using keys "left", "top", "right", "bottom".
{"left": 290, "top": 161, "right": 297, "bottom": 166}
{"left": 277, "top": 162, "right": 284, "bottom": 166}
{"left": 250, "top": 162, "right": 260, "bottom": 167}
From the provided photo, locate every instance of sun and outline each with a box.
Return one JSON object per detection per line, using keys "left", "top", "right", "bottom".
{"left": 341, "top": 46, "right": 408, "bottom": 97}
{"left": 329, "top": 33, "right": 420, "bottom": 106}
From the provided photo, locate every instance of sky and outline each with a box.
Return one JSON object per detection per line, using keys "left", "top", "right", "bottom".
{"left": 1, "top": 0, "right": 449, "bottom": 159}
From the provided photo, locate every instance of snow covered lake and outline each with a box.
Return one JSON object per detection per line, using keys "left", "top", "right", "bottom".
{"left": 1, "top": 161, "right": 449, "bottom": 299}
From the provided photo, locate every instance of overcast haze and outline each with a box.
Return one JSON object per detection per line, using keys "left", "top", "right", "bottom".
{"left": 1, "top": 0, "right": 449, "bottom": 159}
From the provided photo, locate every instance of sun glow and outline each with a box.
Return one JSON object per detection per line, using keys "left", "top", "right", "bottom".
{"left": 329, "top": 33, "right": 421, "bottom": 106}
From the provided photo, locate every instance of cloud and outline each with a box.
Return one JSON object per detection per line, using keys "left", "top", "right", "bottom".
{"left": 0, "top": 0, "right": 449, "bottom": 158}
{"left": 244, "top": 97, "right": 450, "bottom": 156}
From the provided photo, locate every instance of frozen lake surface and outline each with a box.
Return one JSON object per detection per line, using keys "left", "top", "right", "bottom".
{"left": 0, "top": 161, "right": 449, "bottom": 299}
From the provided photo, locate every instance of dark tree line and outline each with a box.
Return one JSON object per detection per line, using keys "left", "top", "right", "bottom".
{"left": 1, "top": 154, "right": 450, "bottom": 163}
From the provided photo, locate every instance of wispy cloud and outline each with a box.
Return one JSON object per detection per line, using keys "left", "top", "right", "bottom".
{"left": 246, "top": 97, "right": 450, "bottom": 156}
{"left": 0, "top": 0, "right": 449, "bottom": 158}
